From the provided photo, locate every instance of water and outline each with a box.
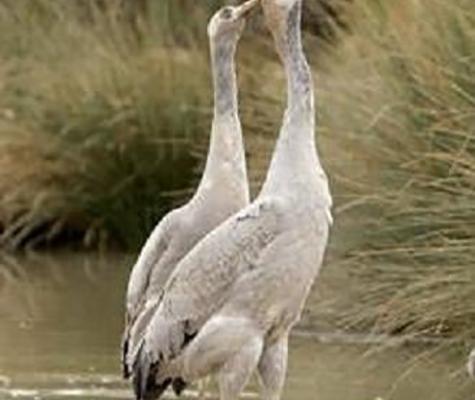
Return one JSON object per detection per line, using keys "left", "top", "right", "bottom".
{"left": 0, "top": 252, "right": 472, "bottom": 400}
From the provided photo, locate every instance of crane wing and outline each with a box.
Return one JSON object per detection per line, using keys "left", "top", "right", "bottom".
{"left": 131, "top": 197, "right": 283, "bottom": 396}
{"left": 122, "top": 208, "right": 182, "bottom": 377}
{"left": 218, "top": 211, "right": 331, "bottom": 339}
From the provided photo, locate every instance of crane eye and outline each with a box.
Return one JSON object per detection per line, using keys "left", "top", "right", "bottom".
{"left": 220, "top": 7, "right": 233, "bottom": 20}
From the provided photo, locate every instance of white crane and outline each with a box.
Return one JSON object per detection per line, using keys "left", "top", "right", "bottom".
{"left": 122, "top": 0, "right": 258, "bottom": 383}
{"left": 131, "top": 0, "right": 332, "bottom": 399}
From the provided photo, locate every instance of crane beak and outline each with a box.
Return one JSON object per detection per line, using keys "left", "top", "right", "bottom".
{"left": 235, "top": 0, "right": 260, "bottom": 19}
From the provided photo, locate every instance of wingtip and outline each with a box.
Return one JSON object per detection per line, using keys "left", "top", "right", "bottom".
{"left": 172, "top": 378, "right": 188, "bottom": 396}
{"left": 132, "top": 342, "right": 171, "bottom": 400}
{"left": 132, "top": 342, "right": 148, "bottom": 399}
{"left": 121, "top": 334, "right": 131, "bottom": 379}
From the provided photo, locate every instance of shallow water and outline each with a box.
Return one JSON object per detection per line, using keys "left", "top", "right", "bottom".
{"left": 0, "top": 252, "right": 471, "bottom": 400}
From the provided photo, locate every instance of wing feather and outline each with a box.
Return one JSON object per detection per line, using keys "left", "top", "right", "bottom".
{"left": 122, "top": 209, "right": 179, "bottom": 377}
{"left": 132, "top": 198, "right": 283, "bottom": 396}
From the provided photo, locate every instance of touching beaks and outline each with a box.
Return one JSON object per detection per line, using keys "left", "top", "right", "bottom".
{"left": 235, "top": 0, "right": 260, "bottom": 19}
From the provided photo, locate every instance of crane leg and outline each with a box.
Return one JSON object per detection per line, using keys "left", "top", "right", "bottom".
{"left": 218, "top": 335, "right": 263, "bottom": 400}
{"left": 197, "top": 376, "right": 211, "bottom": 399}
{"left": 257, "top": 334, "right": 289, "bottom": 400}
{"left": 176, "top": 315, "right": 263, "bottom": 400}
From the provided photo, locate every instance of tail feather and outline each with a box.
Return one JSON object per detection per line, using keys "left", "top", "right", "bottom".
{"left": 121, "top": 330, "right": 131, "bottom": 378}
{"left": 133, "top": 341, "right": 172, "bottom": 400}
{"left": 172, "top": 378, "right": 187, "bottom": 396}
{"left": 130, "top": 315, "right": 197, "bottom": 399}
{"left": 123, "top": 300, "right": 161, "bottom": 380}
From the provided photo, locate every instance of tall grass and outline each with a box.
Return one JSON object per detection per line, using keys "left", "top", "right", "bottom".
{"left": 0, "top": 0, "right": 349, "bottom": 249}
{"left": 316, "top": 0, "right": 475, "bottom": 343}
{"left": 0, "top": 0, "right": 213, "bottom": 249}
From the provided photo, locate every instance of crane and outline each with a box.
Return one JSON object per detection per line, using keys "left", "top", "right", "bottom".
{"left": 121, "top": 0, "right": 258, "bottom": 386}
{"left": 132, "top": 1, "right": 332, "bottom": 399}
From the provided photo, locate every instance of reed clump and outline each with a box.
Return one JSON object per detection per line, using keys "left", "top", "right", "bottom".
{"left": 0, "top": 1, "right": 214, "bottom": 249}
{"left": 316, "top": 0, "right": 475, "bottom": 343}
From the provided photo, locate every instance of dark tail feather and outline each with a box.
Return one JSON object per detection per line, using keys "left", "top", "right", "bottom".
{"left": 133, "top": 341, "right": 171, "bottom": 400}
{"left": 172, "top": 378, "right": 187, "bottom": 396}
{"left": 121, "top": 331, "right": 130, "bottom": 379}
{"left": 168, "top": 327, "right": 194, "bottom": 396}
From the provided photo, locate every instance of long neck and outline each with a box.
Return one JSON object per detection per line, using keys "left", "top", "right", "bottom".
{"left": 283, "top": 5, "right": 314, "bottom": 118}
{"left": 260, "top": 2, "right": 321, "bottom": 196}
{"left": 212, "top": 39, "right": 238, "bottom": 116}
{"left": 197, "top": 36, "right": 248, "bottom": 197}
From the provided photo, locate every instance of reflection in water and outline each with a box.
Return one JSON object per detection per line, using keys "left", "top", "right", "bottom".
{"left": 0, "top": 252, "right": 472, "bottom": 400}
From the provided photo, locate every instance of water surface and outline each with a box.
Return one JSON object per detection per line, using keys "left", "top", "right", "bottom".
{"left": 0, "top": 253, "right": 471, "bottom": 399}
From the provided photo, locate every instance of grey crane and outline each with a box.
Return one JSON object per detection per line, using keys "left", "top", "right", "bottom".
{"left": 131, "top": 0, "right": 332, "bottom": 399}
{"left": 121, "top": 0, "right": 258, "bottom": 382}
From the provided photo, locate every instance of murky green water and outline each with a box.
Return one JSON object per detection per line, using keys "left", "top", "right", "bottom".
{"left": 0, "top": 252, "right": 472, "bottom": 400}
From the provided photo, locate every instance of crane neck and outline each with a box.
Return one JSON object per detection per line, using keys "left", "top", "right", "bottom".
{"left": 261, "top": 2, "right": 321, "bottom": 197}
{"left": 210, "top": 38, "right": 239, "bottom": 117}
{"left": 280, "top": 3, "right": 314, "bottom": 118}
{"left": 196, "top": 35, "right": 248, "bottom": 200}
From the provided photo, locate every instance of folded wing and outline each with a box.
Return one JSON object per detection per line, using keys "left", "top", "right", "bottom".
{"left": 131, "top": 198, "right": 283, "bottom": 398}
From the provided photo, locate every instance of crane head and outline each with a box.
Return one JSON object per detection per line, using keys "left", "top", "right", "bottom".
{"left": 207, "top": 0, "right": 260, "bottom": 40}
